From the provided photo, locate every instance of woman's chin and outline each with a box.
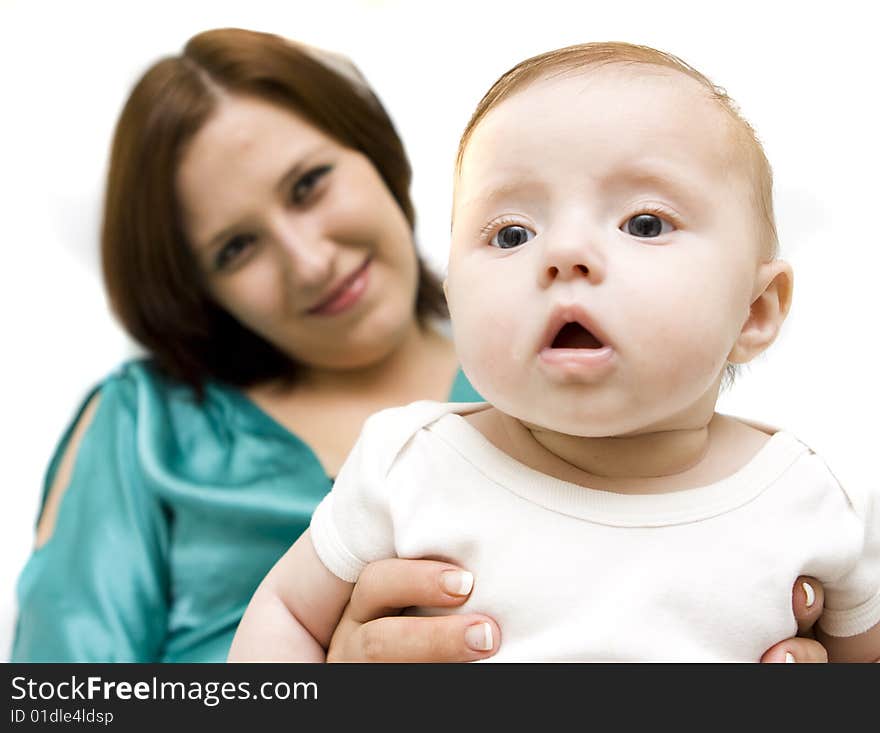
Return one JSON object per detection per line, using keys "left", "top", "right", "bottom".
{"left": 299, "top": 325, "right": 416, "bottom": 374}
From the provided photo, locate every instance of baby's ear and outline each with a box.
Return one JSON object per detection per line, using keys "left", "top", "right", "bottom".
{"left": 442, "top": 278, "right": 449, "bottom": 300}
{"left": 728, "top": 260, "right": 794, "bottom": 364}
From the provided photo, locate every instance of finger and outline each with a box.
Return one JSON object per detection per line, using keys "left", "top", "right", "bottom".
{"left": 348, "top": 558, "right": 476, "bottom": 623}
{"left": 760, "top": 636, "right": 828, "bottom": 663}
{"left": 791, "top": 576, "right": 824, "bottom": 635}
{"left": 338, "top": 614, "right": 501, "bottom": 663}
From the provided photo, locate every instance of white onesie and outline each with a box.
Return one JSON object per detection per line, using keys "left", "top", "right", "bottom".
{"left": 310, "top": 401, "right": 880, "bottom": 661}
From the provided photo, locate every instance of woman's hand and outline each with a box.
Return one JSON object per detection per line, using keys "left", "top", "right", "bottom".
{"left": 760, "top": 576, "right": 828, "bottom": 662}
{"left": 327, "top": 564, "right": 829, "bottom": 662}
{"left": 326, "top": 559, "right": 500, "bottom": 662}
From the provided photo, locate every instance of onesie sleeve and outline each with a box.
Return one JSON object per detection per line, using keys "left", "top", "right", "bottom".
{"left": 309, "top": 402, "right": 454, "bottom": 583}
{"left": 11, "top": 370, "right": 171, "bottom": 661}
{"left": 308, "top": 411, "right": 398, "bottom": 583}
{"left": 817, "top": 476, "right": 880, "bottom": 638}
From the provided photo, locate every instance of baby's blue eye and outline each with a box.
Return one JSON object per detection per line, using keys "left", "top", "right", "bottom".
{"left": 491, "top": 225, "right": 535, "bottom": 249}
{"left": 625, "top": 214, "right": 673, "bottom": 238}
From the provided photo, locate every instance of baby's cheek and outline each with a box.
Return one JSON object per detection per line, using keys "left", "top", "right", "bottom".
{"left": 451, "top": 302, "right": 524, "bottom": 403}
{"left": 636, "top": 309, "right": 731, "bottom": 396}
{"left": 459, "top": 318, "right": 516, "bottom": 391}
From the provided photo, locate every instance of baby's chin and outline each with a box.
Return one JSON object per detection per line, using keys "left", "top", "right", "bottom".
{"left": 501, "top": 396, "right": 717, "bottom": 441}
{"left": 517, "top": 415, "right": 633, "bottom": 439}
{"left": 491, "top": 378, "right": 714, "bottom": 438}
{"left": 490, "top": 396, "right": 642, "bottom": 439}
{"left": 472, "top": 360, "right": 723, "bottom": 440}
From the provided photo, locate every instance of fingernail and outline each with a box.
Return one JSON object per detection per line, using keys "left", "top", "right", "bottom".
{"left": 785, "top": 652, "right": 796, "bottom": 663}
{"left": 440, "top": 570, "right": 474, "bottom": 597}
{"left": 465, "top": 622, "right": 493, "bottom": 652}
{"left": 802, "top": 581, "right": 815, "bottom": 608}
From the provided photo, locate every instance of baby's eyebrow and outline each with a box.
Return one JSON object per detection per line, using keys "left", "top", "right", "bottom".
{"left": 454, "top": 163, "right": 709, "bottom": 222}
{"left": 603, "top": 164, "right": 706, "bottom": 206}
{"left": 457, "top": 178, "right": 546, "bottom": 213}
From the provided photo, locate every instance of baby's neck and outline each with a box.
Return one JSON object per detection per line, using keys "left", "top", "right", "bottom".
{"left": 465, "top": 408, "right": 770, "bottom": 494}
{"left": 523, "top": 420, "right": 711, "bottom": 479}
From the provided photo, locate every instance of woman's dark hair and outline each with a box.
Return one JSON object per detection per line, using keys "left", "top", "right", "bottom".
{"left": 102, "top": 27, "right": 447, "bottom": 392}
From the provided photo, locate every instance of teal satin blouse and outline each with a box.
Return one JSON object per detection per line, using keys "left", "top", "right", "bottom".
{"left": 12, "top": 359, "right": 482, "bottom": 662}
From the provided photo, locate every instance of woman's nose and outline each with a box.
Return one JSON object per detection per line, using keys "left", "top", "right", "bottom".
{"left": 275, "top": 221, "right": 336, "bottom": 287}
{"left": 538, "top": 229, "right": 605, "bottom": 288}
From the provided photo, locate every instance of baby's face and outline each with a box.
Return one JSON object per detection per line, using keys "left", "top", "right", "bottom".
{"left": 448, "top": 68, "right": 766, "bottom": 437}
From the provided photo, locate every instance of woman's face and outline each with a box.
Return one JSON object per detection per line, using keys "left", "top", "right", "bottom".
{"left": 177, "top": 94, "right": 420, "bottom": 373}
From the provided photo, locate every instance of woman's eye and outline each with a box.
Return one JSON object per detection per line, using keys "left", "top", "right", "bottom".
{"left": 624, "top": 214, "right": 674, "bottom": 238}
{"left": 214, "top": 234, "right": 255, "bottom": 271}
{"left": 491, "top": 224, "right": 535, "bottom": 249}
{"left": 291, "top": 165, "right": 332, "bottom": 203}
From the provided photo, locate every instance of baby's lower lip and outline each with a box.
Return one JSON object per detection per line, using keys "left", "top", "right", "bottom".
{"left": 538, "top": 345, "right": 615, "bottom": 378}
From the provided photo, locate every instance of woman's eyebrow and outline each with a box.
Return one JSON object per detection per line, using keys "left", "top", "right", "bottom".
{"left": 203, "top": 150, "right": 329, "bottom": 251}
{"left": 204, "top": 218, "right": 245, "bottom": 252}
{"left": 274, "top": 144, "right": 333, "bottom": 196}
{"left": 274, "top": 161, "right": 309, "bottom": 197}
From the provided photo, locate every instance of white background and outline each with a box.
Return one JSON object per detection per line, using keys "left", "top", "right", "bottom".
{"left": 1, "top": 0, "right": 877, "bottom": 660}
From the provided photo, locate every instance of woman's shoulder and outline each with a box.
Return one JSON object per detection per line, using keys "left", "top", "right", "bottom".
{"left": 97, "top": 358, "right": 241, "bottom": 426}
{"left": 99, "top": 356, "right": 256, "bottom": 437}
{"left": 94, "top": 358, "right": 317, "bottom": 488}
{"left": 84, "top": 359, "right": 250, "bottom": 472}
{"left": 99, "top": 357, "right": 196, "bottom": 401}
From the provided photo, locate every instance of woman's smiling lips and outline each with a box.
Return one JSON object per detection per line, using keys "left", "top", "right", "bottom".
{"left": 306, "top": 258, "right": 372, "bottom": 317}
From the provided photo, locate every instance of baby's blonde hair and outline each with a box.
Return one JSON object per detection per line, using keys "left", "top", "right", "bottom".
{"left": 455, "top": 41, "right": 780, "bottom": 387}
{"left": 456, "top": 41, "right": 778, "bottom": 260}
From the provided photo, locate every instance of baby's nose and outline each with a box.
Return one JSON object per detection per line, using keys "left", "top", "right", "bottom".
{"left": 546, "top": 263, "right": 591, "bottom": 279}
{"left": 540, "top": 241, "right": 604, "bottom": 287}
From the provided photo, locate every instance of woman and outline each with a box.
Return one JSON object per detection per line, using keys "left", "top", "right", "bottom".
{"left": 12, "top": 28, "right": 826, "bottom": 663}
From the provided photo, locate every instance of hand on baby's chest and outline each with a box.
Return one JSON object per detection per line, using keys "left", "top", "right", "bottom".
{"left": 396, "top": 498, "right": 801, "bottom": 661}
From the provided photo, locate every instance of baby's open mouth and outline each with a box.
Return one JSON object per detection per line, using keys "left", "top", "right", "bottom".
{"left": 550, "top": 322, "right": 604, "bottom": 349}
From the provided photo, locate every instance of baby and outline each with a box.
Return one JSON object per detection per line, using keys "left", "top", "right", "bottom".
{"left": 230, "top": 43, "right": 880, "bottom": 661}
